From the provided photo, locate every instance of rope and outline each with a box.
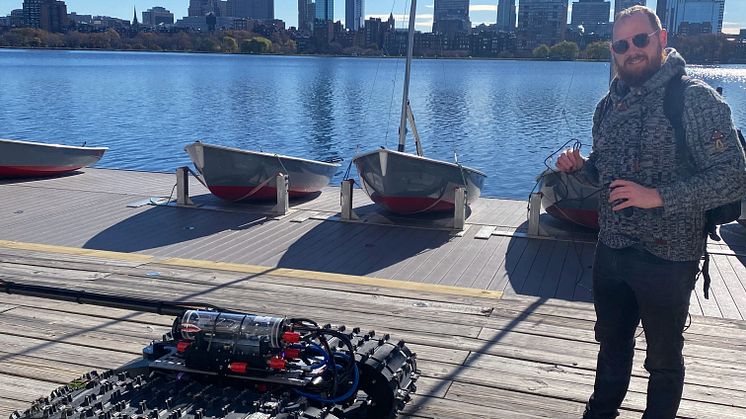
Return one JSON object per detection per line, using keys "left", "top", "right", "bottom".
{"left": 528, "top": 138, "right": 597, "bottom": 296}
{"left": 454, "top": 152, "right": 470, "bottom": 207}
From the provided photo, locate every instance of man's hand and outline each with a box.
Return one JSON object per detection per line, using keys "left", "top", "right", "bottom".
{"left": 556, "top": 148, "right": 585, "bottom": 172}
{"left": 609, "top": 180, "right": 663, "bottom": 211}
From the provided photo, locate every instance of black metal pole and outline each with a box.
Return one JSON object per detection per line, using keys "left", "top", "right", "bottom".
{"left": 0, "top": 279, "right": 203, "bottom": 316}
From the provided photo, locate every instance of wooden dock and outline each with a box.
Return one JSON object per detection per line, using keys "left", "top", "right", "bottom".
{"left": 1, "top": 168, "right": 745, "bottom": 418}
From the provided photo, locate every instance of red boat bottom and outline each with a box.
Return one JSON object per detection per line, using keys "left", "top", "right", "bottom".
{"left": 0, "top": 165, "right": 85, "bottom": 178}
{"left": 370, "top": 194, "right": 455, "bottom": 215}
{"left": 546, "top": 205, "right": 599, "bottom": 230}
{"left": 209, "top": 185, "right": 315, "bottom": 202}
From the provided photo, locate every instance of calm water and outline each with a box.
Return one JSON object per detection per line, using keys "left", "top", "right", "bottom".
{"left": 1, "top": 49, "right": 745, "bottom": 199}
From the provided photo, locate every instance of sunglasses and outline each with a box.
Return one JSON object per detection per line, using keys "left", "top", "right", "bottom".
{"left": 611, "top": 30, "right": 660, "bottom": 54}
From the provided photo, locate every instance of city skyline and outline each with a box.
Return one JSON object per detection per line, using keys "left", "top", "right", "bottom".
{"left": 1, "top": 0, "right": 745, "bottom": 33}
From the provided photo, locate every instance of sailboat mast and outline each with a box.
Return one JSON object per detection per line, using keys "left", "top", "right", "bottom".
{"left": 397, "top": 0, "right": 417, "bottom": 152}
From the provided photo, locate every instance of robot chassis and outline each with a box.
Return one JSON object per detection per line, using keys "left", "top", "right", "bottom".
{"left": 1, "top": 281, "right": 419, "bottom": 419}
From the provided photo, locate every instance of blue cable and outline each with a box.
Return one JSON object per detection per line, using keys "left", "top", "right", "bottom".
{"left": 305, "top": 343, "right": 329, "bottom": 369}
{"left": 296, "top": 353, "right": 360, "bottom": 404}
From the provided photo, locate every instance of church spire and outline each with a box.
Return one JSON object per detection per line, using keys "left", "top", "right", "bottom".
{"left": 132, "top": 6, "right": 139, "bottom": 26}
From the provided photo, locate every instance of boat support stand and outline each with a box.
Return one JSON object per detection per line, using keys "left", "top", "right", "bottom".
{"left": 454, "top": 187, "right": 466, "bottom": 231}
{"left": 340, "top": 179, "right": 359, "bottom": 221}
{"left": 272, "top": 173, "right": 290, "bottom": 215}
{"left": 527, "top": 192, "right": 547, "bottom": 237}
{"left": 176, "top": 167, "right": 195, "bottom": 207}
{"left": 175, "top": 167, "right": 290, "bottom": 216}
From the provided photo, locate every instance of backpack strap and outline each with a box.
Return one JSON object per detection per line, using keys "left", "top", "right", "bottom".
{"left": 599, "top": 93, "right": 612, "bottom": 120}
{"left": 664, "top": 75, "right": 695, "bottom": 170}
{"left": 663, "top": 75, "right": 712, "bottom": 299}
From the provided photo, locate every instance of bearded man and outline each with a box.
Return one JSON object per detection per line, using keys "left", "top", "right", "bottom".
{"left": 556, "top": 6, "right": 746, "bottom": 419}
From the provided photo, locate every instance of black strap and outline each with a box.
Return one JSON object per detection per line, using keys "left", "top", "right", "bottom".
{"left": 664, "top": 75, "right": 713, "bottom": 300}
{"left": 702, "top": 251, "right": 711, "bottom": 300}
{"left": 664, "top": 75, "right": 695, "bottom": 170}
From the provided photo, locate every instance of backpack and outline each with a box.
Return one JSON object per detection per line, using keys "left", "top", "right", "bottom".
{"left": 664, "top": 75, "right": 745, "bottom": 299}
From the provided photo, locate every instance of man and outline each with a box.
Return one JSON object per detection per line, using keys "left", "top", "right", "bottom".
{"left": 556, "top": 6, "right": 746, "bottom": 419}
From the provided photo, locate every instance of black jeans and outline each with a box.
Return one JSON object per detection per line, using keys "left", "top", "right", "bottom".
{"left": 583, "top": 242, "right": 699, "bottom": 419}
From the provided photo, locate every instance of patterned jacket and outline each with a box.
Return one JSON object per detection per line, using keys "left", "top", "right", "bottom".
{"left": 581, "top": 48, "right": 746, "bottom": 261}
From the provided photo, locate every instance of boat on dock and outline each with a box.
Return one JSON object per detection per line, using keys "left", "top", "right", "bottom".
{"left": 184, "top": 141, "right": 340, "bottom": 202}
{"left": 354, "top": 150, "right": 486, "bottom": 214}
{"left": 352, "top": 0, "right": 486, "bottom": 215}
{"left": 537, "top": 169, "right": 600, "bottom": 229}
{"left": 0, "top": 138, "right": 107, "bottom": 178}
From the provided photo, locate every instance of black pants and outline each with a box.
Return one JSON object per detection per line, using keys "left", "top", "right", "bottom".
{"left": 583, "top": 242, "right": 699, "bottom": 419}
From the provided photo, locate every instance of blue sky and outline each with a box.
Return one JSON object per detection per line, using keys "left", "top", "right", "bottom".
{"left": 1, "top": 1, "right": 744, "bottom": 33}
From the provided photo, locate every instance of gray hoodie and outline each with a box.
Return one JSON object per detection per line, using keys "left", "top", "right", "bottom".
{"left": 583, "top": 48, "right": 746, "bottom": 261}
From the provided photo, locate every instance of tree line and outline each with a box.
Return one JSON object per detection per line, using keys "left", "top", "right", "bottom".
{"left": 1, "top": 27, "right": 742, "bottom": 63}
{"left": 0, "top": 28, "right": 295, "bottom": 54}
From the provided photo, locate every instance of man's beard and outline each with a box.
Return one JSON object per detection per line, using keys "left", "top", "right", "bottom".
{"left": 616, "top": 47, "right": 664, "bottom": 87}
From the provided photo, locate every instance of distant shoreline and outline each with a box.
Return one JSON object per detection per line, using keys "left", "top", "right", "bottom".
{"left": 2, "top": 45, "right": 744, "bottom": 65}
{"left": 0, "top": 45, "right": 608, "bottom": 63}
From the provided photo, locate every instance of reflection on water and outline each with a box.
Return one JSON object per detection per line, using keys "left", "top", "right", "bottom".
{"left": 1, "top": 50, "right": 744, "bottom": 199}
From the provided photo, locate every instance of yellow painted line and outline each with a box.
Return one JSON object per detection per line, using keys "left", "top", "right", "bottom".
{"left": 0, "top": 240, "right": 154, "bottom": 262}
{"left": 0, "top": 240, "right": 502, "bottom": 300}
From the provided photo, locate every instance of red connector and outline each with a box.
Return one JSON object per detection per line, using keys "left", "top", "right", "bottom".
{"left": 176, "top": 341, "right": 191, "bottom": 353}
{"left": 228, "top": 362, "right": 248, "bottom": 374}
{"left": 282, "top": 331, "right": 301, "bottom": 343}
{"left": 284, "top": 348, "right": 301, "bottom": 359}
{"left": 268, "top": 357, "right": 286, "bottom": 370}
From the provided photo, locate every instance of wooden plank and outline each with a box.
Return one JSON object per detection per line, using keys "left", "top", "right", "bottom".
{"left": 452, "top": 234, "right": 504, "bottom": 288}
{"left": 553, "top": 241, "right": 593, "bottom": 301}
{"left": 402, "top": 232, "right": 464, "bottom": 283}
{"left": 475, "top": 225, "right": 497, "bottom": 240}
{"left": 290, "top": 222, "right": 384, "bottom": 273}
{"left": 444, "top": 381, "right": 586, "bottom": 417}
{"left": 1, "top": 274, "right": 486, "bottom": 340}
{"left": 220, "top": 220, "right": 316, "bottom": 264}
{"left": 473, "top": 235, "right": 517, "bottom": 290}
{"left": 319, "top": 224, "right": 404, "bottom": 275}
{"left": 572, "top": 244, "right": 595, "bottom": 301}
{"left": 379, "top": 229, "right": 451, "bottom": 280}
{"left": 402, "top": 393, "right": 546, "bottom": 419}
{"left": 0, "top": 374, "right": 59, "bottom": 413}
{"left": 510, "top": 240, "right": 557, "bottom": 295}
{"left": 422, "top": 227, "right": 479, "bottom": 285}
{"left": 457, "top": 351, "right": 746, "bottom": 409}
{"left": 704, "top": 254, "right": 742, "bottom": 320}
{"left": 716, "top": 254, "right": 746, "bottom": 319}
{"left": 536, "top": 240, "right": 570, "bottom": 298}
{"left": 489, "top": 236, "right": 536, "bottom": 293}
{"left": 350, "top": 227, "right": 428, "bottom": 276}
{"left": 435, "top": 227, "right": 491, "bottom": 286}
{"left": 258, "top": 219, "right": 351, "bottom": 268}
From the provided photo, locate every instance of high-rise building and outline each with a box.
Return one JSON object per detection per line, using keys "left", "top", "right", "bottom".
{"left": 433, "top": 0, "right": 470, "bottom": 35}
{"left": 517, "top": 0, "right": 568, "bottom": 49}
{"left": 9, "top": 9, "right": 25, "bottom": 27}
{"left": 298, "top": 0, "right": 314, "bottom": 32}
{"left": 658, "top": 0, "right": 724, "bottom": 35}
{"left": 345, "top": 0, "right": 364, "bottom": 31}
{"left": 496, "top": 0, "right": 516, "bottom": 32}
{"left": 188, "top": 0, "right": 222, "bottom": 17}
{"left": 22, "top": 0, "right": 67, "bottom": 32}
{"left": 614, "top": 0, "right": 646, "bottom": 18}
{"left": 228, "top": 0, "right": 274, "bottom": 20}
{"left": 571, "top": 0, "right": 611, "bottom": 33}
{"left": 142, "top": 6, "right": 175, "bottom": 27}
{"left": 316, "top": 0, "right": 334, "bottom": 22}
